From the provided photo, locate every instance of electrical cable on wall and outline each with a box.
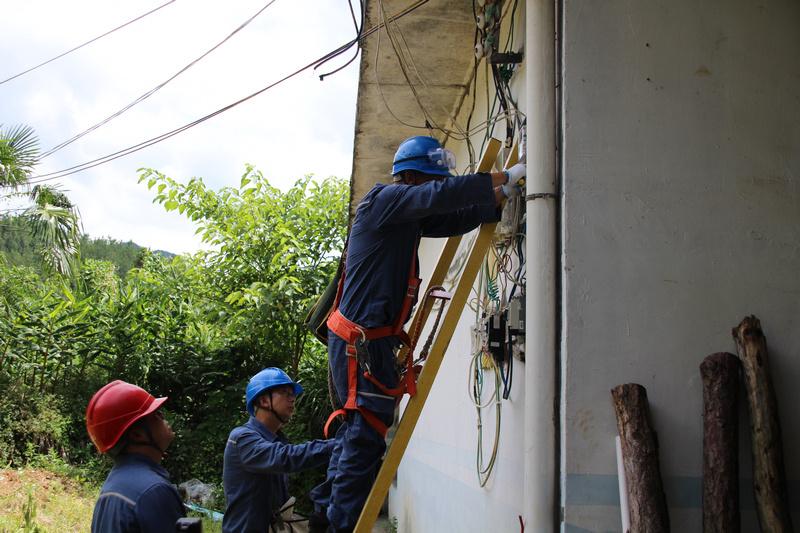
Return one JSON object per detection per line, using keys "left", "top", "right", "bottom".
{"left": 0, "top": 0, "right": 178, "bottom": 86}
{"left": 469, "top": 337, "right": 502, "bottom": 487}
{"left": 40, "top": 0, "right": 281, "bottom": 159}
{"left": 373, "top": 0, "right": 472, "bottom": 143}
{"left": 463, "top": 0, "right": 525, "bottom": 480}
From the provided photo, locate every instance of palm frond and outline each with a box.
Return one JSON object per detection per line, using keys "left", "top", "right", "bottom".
{"left": 25, "top": 185, "right": 81, "bottom": 276}
{"left": 30, "top": 184, "right": 74, "bottom": 209}
{"left": 0, "top": 124, "right": 40, "bottom": 188}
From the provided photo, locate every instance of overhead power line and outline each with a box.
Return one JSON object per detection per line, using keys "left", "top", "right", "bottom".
{"left": 0, "top": 0, "right": 177, "bottom": 86}
{"left": 315, "top": 0, "right": 364, "bottom": 81}
{"left": 28, "top": 0, "right": 430, "bottom": 183}
{"left": 40, "top": 0, "right": 280, "bottom": 159}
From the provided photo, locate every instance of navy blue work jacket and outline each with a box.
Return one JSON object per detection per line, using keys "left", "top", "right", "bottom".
{"left": 222, "top": 417, "right": 334, "bottom": 533}
{"left": 340, "top": 173, "right": 500, "bottom": 327}
{"left": 91, "top": 453, "right": 185, "bottom": 533}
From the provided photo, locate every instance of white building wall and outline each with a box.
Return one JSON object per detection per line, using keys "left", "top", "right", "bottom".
{"left": 388, "top": 235, "right": 529, "bottom": 533}
{"left": 387, "top": 5, "right": 531, "bottom": 530}
{"left": 561, "top": 0, "right": 800, "bottom": 531}
{"left": 387, "top": 0, "right": 800, "bottom": 532}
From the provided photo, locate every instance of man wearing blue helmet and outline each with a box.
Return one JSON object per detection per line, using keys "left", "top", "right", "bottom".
{"left": 310, "top": 136, "right": 525, "bottom": 531}
{"left": 223, "top": 367, "right": 334, "bottom": 533}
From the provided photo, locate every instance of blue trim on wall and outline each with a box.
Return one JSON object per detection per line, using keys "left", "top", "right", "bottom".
{"left": 565, "top": 474, "right": 800, "bottom": 510}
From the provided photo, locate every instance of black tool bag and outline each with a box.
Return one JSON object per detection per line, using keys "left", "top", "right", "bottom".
{"left": 304, "top": 247, "right": 345, "bottom": 345}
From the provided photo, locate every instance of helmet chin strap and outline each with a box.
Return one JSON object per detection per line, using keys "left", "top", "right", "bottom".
{"left": 125, "top": 420, "right": 165, "bottom": 455}
{"left": 265, "top": 391, "right": 289, "bottom": 425}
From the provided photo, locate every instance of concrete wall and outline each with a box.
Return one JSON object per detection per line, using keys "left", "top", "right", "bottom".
{"left": 386, "top": 0, "right": 800, "bottom": 531}
{"left": 387, "top": 6, "right": 531, "bottom": 531}
{"left": 561, "top": 0, "right": 800, "bottom": 531}
{"left": 388, "top": 233, "right": 529, "bottom": 532}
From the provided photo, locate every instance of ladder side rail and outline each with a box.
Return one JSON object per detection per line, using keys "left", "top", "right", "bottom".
{"left": 355, "top": 221, "right": 498, "bottom": 532}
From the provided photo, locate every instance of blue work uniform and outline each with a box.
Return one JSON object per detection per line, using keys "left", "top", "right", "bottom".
{"left": 310, "top": 174, "right": 500, "bottom": 531}
{"left": 91, "top": 453, "right": 185, "bottom": 533}
{"left": 222, "top": 416, "right": 334, "bottom": 533}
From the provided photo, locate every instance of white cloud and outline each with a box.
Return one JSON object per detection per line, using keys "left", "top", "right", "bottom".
{"left": 1, "top": 0, "right": 359, "bottom": 253}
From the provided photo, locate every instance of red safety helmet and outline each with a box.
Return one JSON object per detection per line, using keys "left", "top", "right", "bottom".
{"left": 85, "top": 380, "right": 167, "bottom": 453}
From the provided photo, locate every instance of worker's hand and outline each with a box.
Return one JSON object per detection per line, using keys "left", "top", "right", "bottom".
{"left": 502, "top": 162, "right": 526, "bottom": 198}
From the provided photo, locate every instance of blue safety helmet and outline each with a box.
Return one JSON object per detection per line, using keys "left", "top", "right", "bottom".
{"left": 245, "top": 367, "right": 303, "bottom": 416}
{"left": 391, "top": 136, "right": 455, "bottom": 177}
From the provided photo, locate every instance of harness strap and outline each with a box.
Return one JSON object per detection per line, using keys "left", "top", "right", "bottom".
{"left": 327, "top": 309, "right": 410, "bottom": 347}
{"left": 324, "top": 351, "right": 389, "bottom": 439}
{"left": 324, "top": 237, "right": 421, "bottom": 438}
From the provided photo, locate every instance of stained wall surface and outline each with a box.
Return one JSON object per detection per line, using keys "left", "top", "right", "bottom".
{"left": 561, "top": 0, "right": 800, "bottom": 530}
{"left": 379, "top": 0, "right": 800, "bottom": 531}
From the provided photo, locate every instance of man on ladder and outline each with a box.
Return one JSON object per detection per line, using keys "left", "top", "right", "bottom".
{"left": 309, "top": 136, "right": 526, "bottom": 532}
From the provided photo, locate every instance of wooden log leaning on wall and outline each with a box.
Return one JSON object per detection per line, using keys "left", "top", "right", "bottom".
{"left": 611, "top": 383, "right": 670, "bottom": 533}
{"left": 700, "top": 352, "right": 741, "bottom": 533}
{"left": 732, "top": 315, "right": 793, "bottom": 533}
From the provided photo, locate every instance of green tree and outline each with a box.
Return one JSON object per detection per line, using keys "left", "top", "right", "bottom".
{"left": 0, "top": 165, "right": 348, "bottom": 512}
{"left": 0, "top": 125, "right": 81, "bottom": 276}
{"left": 0, "top": 124, "right": 38, "bottom": 188}
{"left": 139, "top": 166, "right": 348, "bottom": 376}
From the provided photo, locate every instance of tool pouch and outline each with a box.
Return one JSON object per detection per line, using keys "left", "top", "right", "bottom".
{"left": 303, "top": 254, "right": 344, "bottom": 344}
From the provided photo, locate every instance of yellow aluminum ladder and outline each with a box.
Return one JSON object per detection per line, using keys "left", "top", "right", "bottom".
{"left": 355, "top": 138, "right": 518, "bottom": 532}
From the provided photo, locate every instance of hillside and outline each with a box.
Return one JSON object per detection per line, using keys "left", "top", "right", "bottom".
{"left": 0, "top": 215, "right": 174, "bottom": 275}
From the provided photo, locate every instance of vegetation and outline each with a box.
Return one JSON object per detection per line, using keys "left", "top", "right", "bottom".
{"left": 0, "top": 124, "right": 81, "bottom": 276}
{"left": 0, "top": 466, "right": 227, "bottom": 532}
{"left": 0, "top": 215, "right": 148, "bottom": 276}
{"left": 0, "top": 166, "right": 349, "bottom": 516}
{"left": 0, "top": 468, "right": 94, "bottom": 532}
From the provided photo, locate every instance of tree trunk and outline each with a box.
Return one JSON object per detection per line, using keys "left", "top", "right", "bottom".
{"left": 700, "top": 352, "right": 741, "bottom": 533}
{"left": 732, "top": 316, "right": 793, "bottom": 533}
{"left": 611, "top": 383, "right": 670, "bottom": 533}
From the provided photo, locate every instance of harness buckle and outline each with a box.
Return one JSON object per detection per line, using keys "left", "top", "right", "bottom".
{"left": 354, "top": 336, "right": 371, "bottom": 373}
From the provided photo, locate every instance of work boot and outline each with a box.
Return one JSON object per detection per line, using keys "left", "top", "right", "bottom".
{"left": 308, "top": 511, "right": 329, "bottom": 533}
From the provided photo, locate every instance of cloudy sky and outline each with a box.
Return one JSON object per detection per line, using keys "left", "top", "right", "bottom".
{"left": 0, "top": 0, "right": 360, "bottom": 253}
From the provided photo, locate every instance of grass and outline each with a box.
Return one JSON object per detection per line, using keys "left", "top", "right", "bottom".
{"left": 0, "top": 466, "right": 223, "bottom": 533}
{"left": 0, "top": 468, "right": 95, "bottom": 532}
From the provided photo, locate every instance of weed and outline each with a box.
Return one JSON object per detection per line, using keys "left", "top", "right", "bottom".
{"left": 20, "top": 490, "right": 43, "bottom": 533}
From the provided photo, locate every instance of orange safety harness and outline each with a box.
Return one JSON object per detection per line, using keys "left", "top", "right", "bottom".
{"left": 324, "top": 239, "right": 449, "bottom": 439}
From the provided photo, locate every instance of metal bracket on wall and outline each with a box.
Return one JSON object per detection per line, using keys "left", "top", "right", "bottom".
{"left": 526, "top": 192, "right": 558, "bottom": 201}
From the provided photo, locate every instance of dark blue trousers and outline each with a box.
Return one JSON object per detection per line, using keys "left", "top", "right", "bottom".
{"left": 310, "top": 334, "right": 397, "bottom": 531}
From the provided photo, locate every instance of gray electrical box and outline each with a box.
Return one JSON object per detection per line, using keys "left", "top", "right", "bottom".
{"left": 507, "top": 295, "right": 525, "bottom": 361}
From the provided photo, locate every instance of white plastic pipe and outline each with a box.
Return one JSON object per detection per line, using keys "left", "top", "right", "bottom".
{"left": 616, "top": 436, "right": 631, "bottom": 532}
{"left": 522, "top": 0, "right": 557, "bottom": 530}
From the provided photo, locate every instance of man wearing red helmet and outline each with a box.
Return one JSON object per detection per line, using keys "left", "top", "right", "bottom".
{"left": 86, "top": 380, "right": 185, "bottom": 533}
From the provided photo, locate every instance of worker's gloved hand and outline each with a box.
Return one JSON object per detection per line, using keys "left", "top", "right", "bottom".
{"left": 502, "top": 162, "right": 526, "bottom": 198}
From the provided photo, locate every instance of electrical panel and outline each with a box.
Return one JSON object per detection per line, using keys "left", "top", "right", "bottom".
{"left": 495, "top": 196, "right": 521, "bottom": 241}
{"left": 486, "top": 310, "right": 507, "bottom": 363}
{"left": 470, "top": 324, "right": 485, "bottom": 358}
{"left": 507, "top": 294, "right": 525, "bottom": 361}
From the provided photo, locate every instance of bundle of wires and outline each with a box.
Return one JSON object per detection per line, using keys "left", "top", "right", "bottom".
{"left": 469, "top": 343, "right": 502, "bottom": 487}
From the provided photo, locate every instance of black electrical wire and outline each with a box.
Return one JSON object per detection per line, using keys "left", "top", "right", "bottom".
{"left": 491, "top": 64, "right": 513, "bottom": 147}
{"left": 314, "top": 0, "right": 364, "bottom": 77}
{"left": 28, "top": 52, "right": 334, "bottom": 182}
{"left": 316, "top": 0, "right": 364, "bottom": 80}
{"left": 461, "top": 17, "right": 481, "bottom": 171}
{"left": 40, "top": 0, "right": 280, "bottom": 159}
{"left": 0, "top": 0, "right": 177, "bottom": 86}
{"left": 28, "top": 2, "right": 428, "bottom": 183}
{"left": 502, "top": 334, "right": 513, "bottom": 400}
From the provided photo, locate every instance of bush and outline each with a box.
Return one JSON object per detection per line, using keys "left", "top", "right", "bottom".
{"left": 0, "top": 172, "right": 348, "bottom": 516}
{"left": 0, "top": 383, "right": 70, "bottom": 465}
